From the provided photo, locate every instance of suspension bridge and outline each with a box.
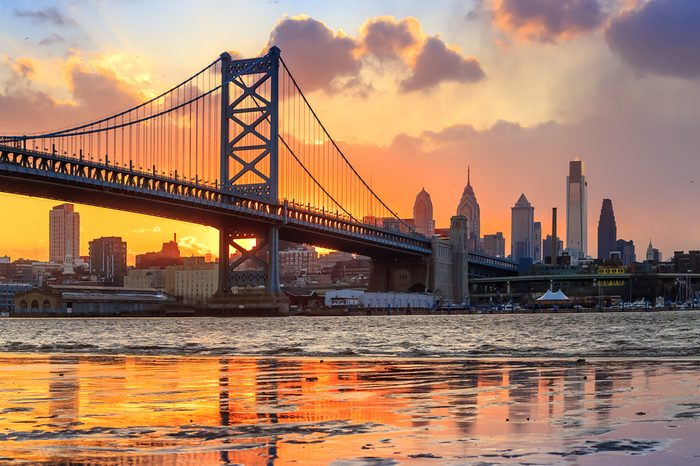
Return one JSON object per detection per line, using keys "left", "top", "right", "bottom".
{"left": 0, "top": 47, "right": 515, "bottom": 305}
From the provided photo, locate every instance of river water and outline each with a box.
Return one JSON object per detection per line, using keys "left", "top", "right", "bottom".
{"left": 1, "top": 311, "right": 699, "bottom": 358}
{"left": 3, "top": 312, "right": 700, "bottom": 464}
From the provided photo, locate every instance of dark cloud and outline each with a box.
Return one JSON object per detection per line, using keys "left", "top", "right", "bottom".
{"left": 399, "top": 37, "right": 485, "bottom": 92}
{"left": 266, "top": 16, "right": 361, "bottom": 93}
{"left": 605, "top": 0, "right": 700, "bottom": 79}
{"left": 494, "top": 0, "right": 605, "bottom": 42}
{"left": 14, "top": 7, "right": 76, "bottom": 27}
{"left": 360, "top": 17, "right": 421, "bottom": 61}
{"left": 38, "top": 33, "right": 66, "bottom": 47}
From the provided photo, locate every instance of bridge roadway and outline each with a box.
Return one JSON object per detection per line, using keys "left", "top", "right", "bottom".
{"left": 0, "top": 145, "right": 431, "bottom": 259}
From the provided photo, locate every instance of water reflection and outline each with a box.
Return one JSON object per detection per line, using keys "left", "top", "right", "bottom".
{"left": 0, "top": 355, "right": 698, "bottom": 464}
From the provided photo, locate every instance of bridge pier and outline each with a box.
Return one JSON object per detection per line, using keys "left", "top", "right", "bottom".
{"left": 210, "top": 224, "right": 288, "bottom": 315}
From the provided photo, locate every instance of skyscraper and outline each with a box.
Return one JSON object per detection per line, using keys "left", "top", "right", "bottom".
{"left": 533, "top": 222, "right": 542, "bottom": 262}
{"left": 511, "top": 194, "right": 535, "bottom": 262}
{"left": 49, "top": 204, "right": 80, "bottom": 264}
{"left": 89, "top": 237, "right": 127, "bottom": 286}
{"left": 482, "top": 232, "right": 506, "bottom": 257}
{"left": 597, "top": 199, "right": 617, "bottom": 260}
{"left": 457, "top": 167, "right": 480, "bottom": 251}
{"left": 615, "top": 239, "right": 636, "bottom": 266}
{"left": 413, "top": 188, "right": 435, "bottom": 237}
{"left": 566, "top": 160, "right": 588, "bottom": 258}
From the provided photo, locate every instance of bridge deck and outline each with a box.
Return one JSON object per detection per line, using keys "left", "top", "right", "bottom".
{"left": 0, "top": 145, "right": 431, "bottom": 258}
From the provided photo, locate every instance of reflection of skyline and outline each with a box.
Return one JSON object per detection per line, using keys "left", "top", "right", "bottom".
{"left": 0, "top": 355, "right": 689, "bottom": 465}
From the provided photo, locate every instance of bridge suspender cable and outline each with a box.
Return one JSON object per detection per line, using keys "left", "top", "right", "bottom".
{"left": 279, "top": 57, "right": 414, "bottom": 233}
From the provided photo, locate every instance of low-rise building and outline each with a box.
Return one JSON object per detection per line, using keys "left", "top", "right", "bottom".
{"left": 124, "top": 268, "right": 167, "bottom": 289}
{"left": 0, "top": 282, "right": 34, "bottom": 311}
{"left": 165, "top": 262, "right": 218, "bottom": 306}
{"left": 14, "top": 285, "right": 174, "bottom": 315}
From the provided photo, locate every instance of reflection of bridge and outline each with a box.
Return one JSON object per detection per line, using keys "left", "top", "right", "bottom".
{"left": 0, "top": 47, "right": 513, "bottom": 305}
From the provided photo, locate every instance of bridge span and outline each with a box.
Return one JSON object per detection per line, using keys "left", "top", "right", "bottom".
{"left": 0, "top": 47, "right": 514, "bottom": 308}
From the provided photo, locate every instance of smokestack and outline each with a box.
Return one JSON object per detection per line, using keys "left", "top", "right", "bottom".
{"left": 551, "top": 207, "right": 557, "bottom": 265}
{"left": 173, "top": 233, "right": 177, "bottom": 243}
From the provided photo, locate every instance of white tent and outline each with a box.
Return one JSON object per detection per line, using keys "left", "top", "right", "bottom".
{"left": 536, "top": 289, "right": 570, "bottom": 301}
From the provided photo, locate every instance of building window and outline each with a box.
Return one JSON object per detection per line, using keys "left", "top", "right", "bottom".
{"left": 30, "top": 300, "right": 39, "bottom": 310}
{"left": 20, "top": 300, "right": 27, "bottom": 310}
{"left": 42, "top": 300, "right": 51, "bottom": 310}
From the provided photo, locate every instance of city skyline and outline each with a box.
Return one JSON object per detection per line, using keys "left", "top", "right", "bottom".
{"left": 1, "top": 1, "right": 699, "bottom": 260}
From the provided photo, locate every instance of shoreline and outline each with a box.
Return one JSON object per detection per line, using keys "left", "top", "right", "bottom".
{"left": 1, "top": 350, "right": 700, "bottom": 363}
{"left": 4, "top": 306, "right": 694, "bottom": 318}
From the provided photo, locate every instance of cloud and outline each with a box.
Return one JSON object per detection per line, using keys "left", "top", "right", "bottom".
{"left": 359, "top": 16, "right": 422, "bottom": 62}
{"left": 14, "top": 7, "right": 77, "bottom": 27}
{"left": 177, "top": 235, "right": 213, "bottom": 256}
{"left": 132, "top": 226, "right": 162, "bottom": 234}
{"left": 266, "top": 16, "right": 362, "bottom": 94}
{"left": 605, "top": 0, "right": 700, "bottom": 79}
{"left": 399, "top": 37, "right": 485, "bottom": 92}
{"left": 493, "top": 0, "right": 606, "bottom": 43}
{"left": 0, "top": 53, "right": 144, "bottom": 134}
{"left": 39, "top": 33, "right": 66, "bottom": 47}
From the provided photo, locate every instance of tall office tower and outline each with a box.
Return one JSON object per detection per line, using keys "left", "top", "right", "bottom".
{"left": 413, "top": 188, "right": 435, "bottom": 237}
{"left": 511, "top": 194, "right": 535, "bottom": 262}
{"left": 457, "top": 167, "right": 481, "bottom": 251}
{"left": 533, "top": 222, "right": 542, "bottom": 262}
{"left": 597, "top": 199, "right": 617, "bottom": 260}
{"left": 482, "top": 232, "right": 506, "bottom": 257}
{"left": 89, "top": 237, "right": 128, "bottom": 286}
{"left": 566, "top": 160, "right": 588, "bottom": 257}
{"left": 49, "top": 204, "right": 80, "bottom": 264}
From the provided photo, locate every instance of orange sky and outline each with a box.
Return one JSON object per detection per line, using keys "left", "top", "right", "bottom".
{"left": 2, "top": 0, "right": 700, "bottom": 262}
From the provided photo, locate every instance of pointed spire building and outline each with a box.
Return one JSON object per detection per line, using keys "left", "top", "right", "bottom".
{"left": 457, "top": 166, "right": 481, "bottom": 251}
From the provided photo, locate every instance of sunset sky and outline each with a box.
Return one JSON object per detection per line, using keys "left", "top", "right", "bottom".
{"left": 1, "top": 0, "right": 699, "bottom": 263}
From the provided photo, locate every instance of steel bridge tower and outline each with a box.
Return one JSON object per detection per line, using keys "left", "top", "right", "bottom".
{"left": 217, "top": 47, "right": 281, "bottom": 296}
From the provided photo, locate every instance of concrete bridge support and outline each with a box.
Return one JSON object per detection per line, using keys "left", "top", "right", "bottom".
{"left": 368, "top": 215, "right": 470, "bottom": 305}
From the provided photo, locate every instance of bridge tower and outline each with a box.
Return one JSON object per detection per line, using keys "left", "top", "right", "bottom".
{"left": 216, "top": 47, "right": 282, "bottom": 298}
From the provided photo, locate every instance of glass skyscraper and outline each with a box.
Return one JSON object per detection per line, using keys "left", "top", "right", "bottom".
{"left": 566, "top": 160, "right": 588, "bottom": 258}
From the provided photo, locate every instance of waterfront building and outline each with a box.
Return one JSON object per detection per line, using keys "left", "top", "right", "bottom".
{"left": 413, "top": 188, "right": 435, "bottom": 237}
{"left": 646, "top": 240, "right": 662, "bottom": 263}
{"left": 533, "top": 222, "right": 542, "bottom": 262}
{"left": 543, "top": 235, "right": 564, "bottom": 263}
{"left": 49, "top": 204, "right": 80, "bottom": 265}
{"left": 673, "top": 250, "right": 700, "bottom": 273}
{"left": 511, "top": 194, "right": 535, "bottom": 262}
{"left": 456, "top": 167, "right": 481, "bottom": 251}
{"left": 14, "top": 285, "right": 173, "bottom": 315}
{"left": 566, "top": 161, "right": 588, "bottom": 257}
{"left": 124, "top": 268, "right": 167, "bottom": 290}
{"left": 89, "top": 237, "right": 127, "bottom": 286}
{"left": 482, "top": 232, "right": 506, "bottom": 257}
{"left": 597, "top": 199, "right": 617, "bottom": 260}
{"left": 615, "top": 239, "right": 636, "bottom": 266}
{"left": 280, "top": 246, "right": 318, "bottom": 283}
{"left": 136, "top": 234, "right": 183, "bottom": 268}
{"left": 165, "top": 262, "right": 218, "bottom": 306}
{"left": 0, "top": 282, "right": 34, "bottom": 311}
